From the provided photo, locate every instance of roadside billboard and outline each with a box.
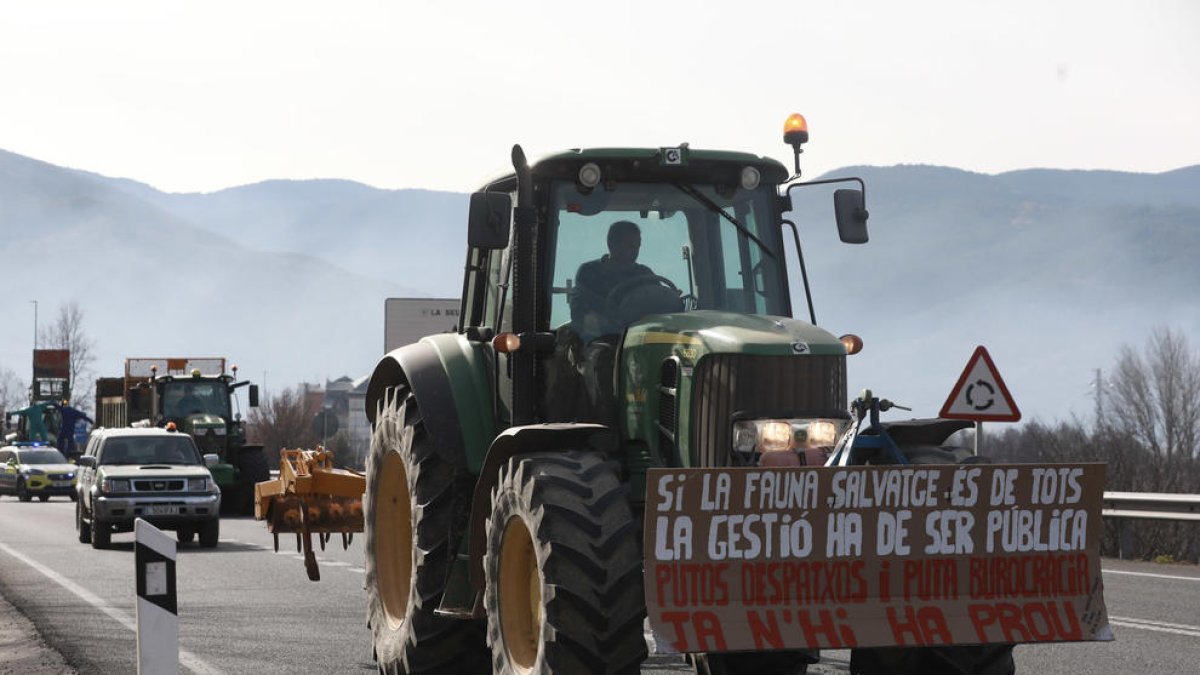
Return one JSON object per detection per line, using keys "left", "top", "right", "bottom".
{"left": 384, "top": 298, "right": 461, "bottom": 353}
{"left": 31, "top": 349, "right": 70, "bottom": 402}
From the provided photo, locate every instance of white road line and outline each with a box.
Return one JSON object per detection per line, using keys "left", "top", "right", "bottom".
{"left": 348, "top": 567, "right": 365, "bottom": 574}
{"left": 1109, "top": 616, "right": 1200, "bottom": 632}
{"left": 1104, "top": 569, "right": 1200, "bottom": 582}
{"left": 0, "top": 542, "right": 224, "bottom": 675}
{"left": 1109, "top": 616, "right": 1200, "bottom": 638}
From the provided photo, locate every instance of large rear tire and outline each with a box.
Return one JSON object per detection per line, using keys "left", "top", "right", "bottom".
{"left": 365, "top": 387, "right": 487, "bottom": 674}
{"left": 850, "top": 444, "right": 1015, "bottom": 675}
{"left": 484, "top": 451, "right": 647, "bottom": 675}
{"left": 235, "top": 447, "right": 271, "bottom": 516}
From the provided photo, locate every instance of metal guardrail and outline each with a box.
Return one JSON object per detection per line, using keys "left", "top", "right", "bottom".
{"left": 1102, "top": 491, "right": 1200, "bottom": 522}
{"left": 1101, "top": 491, "right": 1199, "bottom": 560}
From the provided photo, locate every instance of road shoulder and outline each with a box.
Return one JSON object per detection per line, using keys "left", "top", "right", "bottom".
{"left": 0, "top": 591, "right": 75, "bottom": 675}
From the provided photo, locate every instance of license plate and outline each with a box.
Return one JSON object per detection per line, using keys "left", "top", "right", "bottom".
{"left": 146, "top": 505, "right": 179, "bottom": 516}
{"left": 53, "top": 481, "right": 72, "bottom": 487}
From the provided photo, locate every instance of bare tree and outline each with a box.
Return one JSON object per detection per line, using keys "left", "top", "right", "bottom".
{"left": 38, "top": 300, "right": 98, "bottom": 412}
{"left": 0, "top": 367, "right": 26, "bottom": 410}
{"left": 246, "top": 384, "right": 323, "bottom": 460}
{"left": 1107, "top": 326, "right": 1200, "bottom": 461}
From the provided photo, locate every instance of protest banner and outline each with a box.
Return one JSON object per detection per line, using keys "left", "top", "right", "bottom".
{"left": 644, "top": 463, "right": 1112, "bottom": 653}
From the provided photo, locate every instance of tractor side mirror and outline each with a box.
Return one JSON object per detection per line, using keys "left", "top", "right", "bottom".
{"left": 468, "top": 192, "right": 512, "bottom": 249}
{"left": 834, "top": 189, "right": 869, "bottom": 244}
{"left": 248, "top": 385, "right": 260, "bottom": 408}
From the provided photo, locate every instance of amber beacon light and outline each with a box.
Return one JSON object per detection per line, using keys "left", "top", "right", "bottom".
{"left": 783, "top": 113, "right": 809, "bottom": 147}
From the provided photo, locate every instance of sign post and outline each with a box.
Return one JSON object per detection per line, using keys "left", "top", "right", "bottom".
{"left": 135, "top": 518, "right": 178, "bottom": 675}
{"left": 939, "top": 346, "right": 1021, "bottom": 454}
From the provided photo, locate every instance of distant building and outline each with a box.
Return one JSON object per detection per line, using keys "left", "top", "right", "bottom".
{"left": 323, "top": 375, "right": 371, "bottom": 469}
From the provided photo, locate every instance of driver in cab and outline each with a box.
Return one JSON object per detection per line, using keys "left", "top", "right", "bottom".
{"left": 569, "top": 220, "right": 655, "bottom": 341}
{"left": 176, "top": 384, "right": 206, "bottom": 416}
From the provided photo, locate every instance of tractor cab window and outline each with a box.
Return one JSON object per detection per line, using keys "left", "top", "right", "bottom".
{"left": 161, "top": 381, "right": 231, "bottom": 419}
{"left": 547, "top": 180, "right": 787, "bottom": 339}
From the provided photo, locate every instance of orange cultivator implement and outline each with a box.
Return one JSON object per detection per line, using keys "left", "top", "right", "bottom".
{"left": 254, "top": 448, "right": 365, "bottom": 581}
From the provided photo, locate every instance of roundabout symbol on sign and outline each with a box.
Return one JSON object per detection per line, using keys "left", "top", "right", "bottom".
{"left": 965, "top": 380, "right": 996, "bottom": 411}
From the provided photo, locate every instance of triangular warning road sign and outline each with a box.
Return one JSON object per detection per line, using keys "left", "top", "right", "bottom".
{"left": 939, "top": 346, "right": 1021, "bottom": 422}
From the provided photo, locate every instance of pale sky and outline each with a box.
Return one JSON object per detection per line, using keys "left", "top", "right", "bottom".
{"left": 1, "top": 0, "right": 1197, "bottom": 194}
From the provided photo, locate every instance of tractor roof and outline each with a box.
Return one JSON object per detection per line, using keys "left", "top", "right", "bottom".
{"left": 478, "top": 147, "right": 790, "bottom": 192}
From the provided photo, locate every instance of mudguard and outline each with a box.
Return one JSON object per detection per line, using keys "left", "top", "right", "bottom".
{"left": 365, "top": 334, "right": 496, "bottom": 473}
{"left": 466, "top": 423, "right": 617, "bottom": 590}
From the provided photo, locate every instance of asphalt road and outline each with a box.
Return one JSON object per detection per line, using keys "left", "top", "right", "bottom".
{"left": 0, "top": 497, "right": 1197, "bottom": 674}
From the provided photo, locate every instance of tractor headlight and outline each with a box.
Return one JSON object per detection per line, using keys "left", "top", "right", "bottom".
{"left": 732, "top": 418, "right": 845, "bottom": 454}
{"left": 758, "top": 422, "right": 794, "bottom": 452}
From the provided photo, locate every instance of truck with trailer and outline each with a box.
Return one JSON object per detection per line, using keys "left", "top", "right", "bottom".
{"left": 257, "top": 115, "right": 1111, "bottom": 674}
{"left": 97, "top": 357, "right": 267, "bottom": 515}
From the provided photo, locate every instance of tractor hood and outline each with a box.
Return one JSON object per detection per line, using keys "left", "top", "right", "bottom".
{"left": 623, "top": 310, "right": 845, "bottom": 358}
{"left": 619, "top": 311, "right": 849, "bottom": 466}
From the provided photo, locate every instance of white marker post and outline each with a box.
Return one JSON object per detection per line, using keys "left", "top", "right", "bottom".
{"left": 135, "top": 518, "right": 179, "bottom": 675}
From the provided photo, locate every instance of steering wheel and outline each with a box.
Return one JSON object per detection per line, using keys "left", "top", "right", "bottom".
{"left": 605, "top": 274, "right": 680, "bottom": 309}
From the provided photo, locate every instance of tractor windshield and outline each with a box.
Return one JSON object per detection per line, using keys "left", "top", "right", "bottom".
{"left": 547, "top": 180, "right": 787, "bottom": 337}
{"left": 161, "top": 380, "right": 231, "bottom": 419}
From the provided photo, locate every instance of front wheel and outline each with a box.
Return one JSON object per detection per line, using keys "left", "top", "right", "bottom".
{"left": 484, "top": 451, "right": 647, "bottom": 675}
{"left": 90, "top": 518, "right": 111, "bottom": 549}
{"left": 692, "top": 651, "right": 815, "bottom": 675}
{"left": 76, "top": 500, "right": 91, "bottom": 544}
{"left": 198, "top": 519, "right": 219, "bottom": 548}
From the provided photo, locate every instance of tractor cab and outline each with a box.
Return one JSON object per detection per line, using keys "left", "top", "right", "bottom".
{"left": 461, "top": 132, "right": 868, "bottom": 465}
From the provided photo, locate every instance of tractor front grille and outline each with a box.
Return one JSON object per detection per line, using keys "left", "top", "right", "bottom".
{"left": 194, "top": 432, "right": 224, "bottom": 457}
{"left": 690, "top": 353, "right": 846, "bottom": 467}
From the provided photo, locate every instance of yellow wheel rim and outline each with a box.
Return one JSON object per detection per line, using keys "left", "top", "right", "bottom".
{"left": 377, "top": 450, "right": 412, "bottom": 631}
{"left": 499, "top": 515, "right": 541, "bottom": 672}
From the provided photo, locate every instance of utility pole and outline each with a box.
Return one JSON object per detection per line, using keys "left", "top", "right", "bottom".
{"left": 1092, "top": 368, "right": 1106, "bottom": 429}
{"left": 30, "top": 300, "right": 38, "bottom": 349}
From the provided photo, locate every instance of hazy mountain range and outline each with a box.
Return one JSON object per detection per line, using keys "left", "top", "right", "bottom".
{"left": 1, "top": 148, "right": 1197, "bottom": 427}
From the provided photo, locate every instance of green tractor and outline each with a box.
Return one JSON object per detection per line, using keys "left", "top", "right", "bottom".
{"left": 356, "top": 117, "right": 1079, "bottom": 674}
{"left": 96, "top": 358, "right": 267, "bottom": 515}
